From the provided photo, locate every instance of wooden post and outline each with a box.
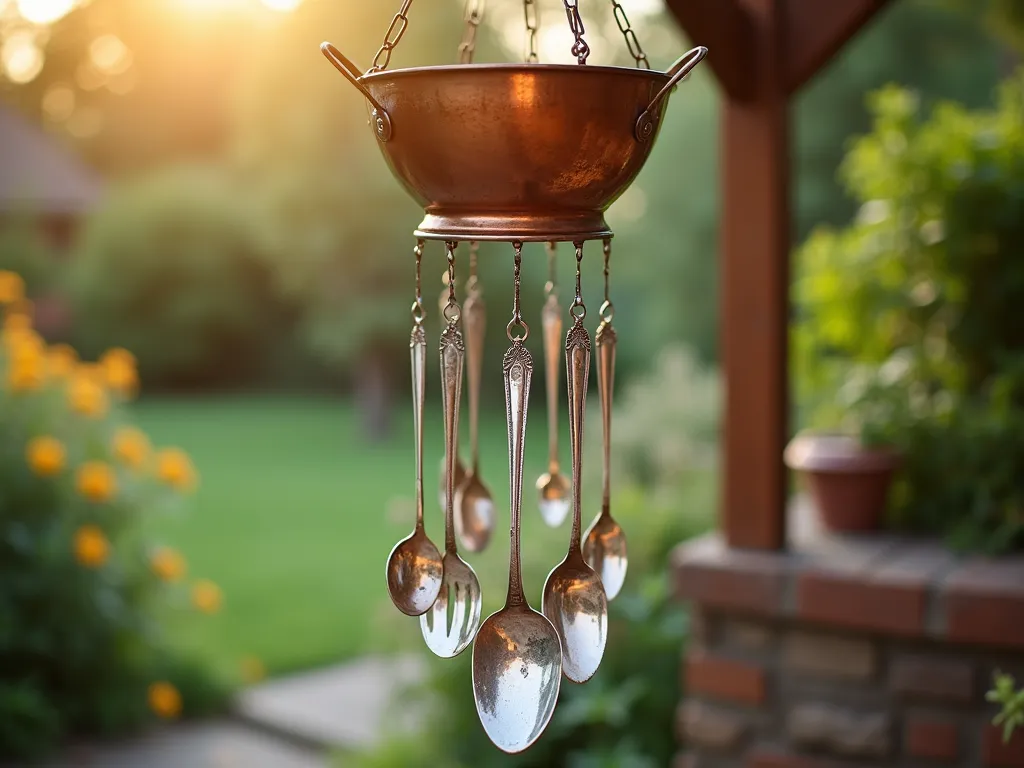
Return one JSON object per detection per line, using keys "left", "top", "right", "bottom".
{"left": 664, "top": 0, "right": 893, "bottom": 550}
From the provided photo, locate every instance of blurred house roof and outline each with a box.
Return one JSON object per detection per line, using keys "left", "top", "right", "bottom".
{"left": 0, "top": 103, "right": 103, "bottom": 215}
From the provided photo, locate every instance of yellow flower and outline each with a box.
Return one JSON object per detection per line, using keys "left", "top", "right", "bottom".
{"left": 147, "top": 682, "right": 182, "bottom": 720}
{"left": 100, "top": 348, "right": 139, "bottom": 398}
{"left": 26, "top": 436, "right": 66, "bottom": 477}
{"left": 150, "top": 547, "right": 186, "bottom": 582}
{"left": 113, "top": 427, "right": 150, "bottom": 469}
{"left": 7, "top": 354, "right": 45, "bottom": 392}
{"left": 156, "top": 448, "right": 197, "bottom": 492}
{"left": 0, "top": 271, "right": 24, "bottom": 304}
{"left": 240, "top": 656, "right": 265, "bottom": 684}
{"left": 76, "top": 461, "right": 117, "bottom": 503}
{"left": 73, "top": 525, "right": 109, "bottom": 568}
{"left": 68, "top": 372, "right": 108, "bottom": 418}
{"left": 47, "top": 344, "right": 78, "bottom": 379}
{"left": 191, "top": 579, "right": 223, "bottom": 614}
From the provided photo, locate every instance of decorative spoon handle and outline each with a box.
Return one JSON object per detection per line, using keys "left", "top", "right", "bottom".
{"left": 440, "top": 244, "right": 465, "bottom": 555}
{"left": 566, "top": 244, "right": 591, "bottom": 552}
{"left": 504, "top": 339, "right": 532, "bottom": 607}
{"left": 596, "top": 327, "right": 616, "bottom": 517}
{"left": 542, "top": 244, "right": 562, "bottom": 474}
{"left": 412, "top": 323, "right": 427, "bottom": 532}
{"left": 463, "top": 283, "right": 486, "bottom": 472}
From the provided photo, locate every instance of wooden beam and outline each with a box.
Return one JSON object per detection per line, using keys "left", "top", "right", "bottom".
{"left": 719, "top": 0, "right": 789, "bottom": 550}
{"left": 785, "top": 0, "right": 894, "bottom": 93}
{"left": 662, "top": 0, "right": 756, "bottom": 102}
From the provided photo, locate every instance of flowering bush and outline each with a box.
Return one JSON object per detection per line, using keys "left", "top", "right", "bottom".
{"left": 0, "top": 271, "right": 228, "bottom": 760}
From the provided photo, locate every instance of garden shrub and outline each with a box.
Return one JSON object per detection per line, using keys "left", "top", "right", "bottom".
{"left": 67, "top": 164, "right": 293, "bottom": 390}
{"left": 0, "top": 272, "right": 229, "bottom": 760}
{"left": 794, "top": 69, "right": 1024, "bottom": 552}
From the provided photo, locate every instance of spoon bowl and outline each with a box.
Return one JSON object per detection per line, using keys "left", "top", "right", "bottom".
{"left": 582, "top": 510, "right": 627, "bottom": 601}
{"left": 455, "top": 471, "right": 494, "bottom": 553}
{"left": 473, "top": 603, "right": 562, "bottom": 753}
{"left": 386, "top": 530, "right": 443, "bottom": 616}
{"left": 542, "top": 551, "right": 608, "bottom": 683}
{"left": 420, "top": 551, "right": 482, "bottom": 657}
{"left": 536, "top": 471, "right": 571, "bottom": 527}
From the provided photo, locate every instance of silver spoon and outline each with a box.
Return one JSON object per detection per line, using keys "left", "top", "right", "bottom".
{"left": 455, "top": 246, "right": 494, "bottom": 552}
{"left": 386, "top": 243, "right": 443, "bottom": 617}
{"left": 583, "top": 241, "right": 627, "bottom": 601}
{"left": 421, "top": 247, "right": 482, "bottom": 658}
{"left": 542, "top": 244, "right": 608, "bottom": 684}
{"left": 536, "top": 243, "right": 571, "bottom": 527}
{"left": 473, "top": 245, "right": 561, "bottom": 754}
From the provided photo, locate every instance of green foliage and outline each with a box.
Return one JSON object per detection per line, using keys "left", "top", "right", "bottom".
{"left": 0, "top": 299, "right": 229, "bottom": 760}
{"left": 68, "top": 165, "right": 290, "bottom": 389}
{"left": 988, "top": 672, "right": 1024, "bottom": 743}
{"left": 794, "top": 71, "right": 1024, "bottom": 552}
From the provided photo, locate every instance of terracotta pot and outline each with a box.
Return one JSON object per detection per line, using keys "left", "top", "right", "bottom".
{"left": 784, "top": 432, "right": 901, "bottom": 533}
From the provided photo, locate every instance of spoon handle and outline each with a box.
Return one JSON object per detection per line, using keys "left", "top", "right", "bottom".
{"left": 463, "top": 289, "right": 486, "bottom": 472}
{"left": 596, "top": 321, "right": 616, "bottom": 517}
{"left": 412, "top": 325, "right": 427, "bottom": 531}
{"left": 565, "top": 320, "right": 591, "bottom": 552}
{"left": 542, "top": 244, "right": 562, "bottom": 474}
{"left": 504, "top": 339, "right": 533, "bottom": 607}
{"left": 440, "top": 322, "right": 465, "bottom": 555}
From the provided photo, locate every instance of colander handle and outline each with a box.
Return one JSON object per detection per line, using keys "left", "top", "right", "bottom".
{"left": 321, "top": 42, "right": 393, "bottom": 142}
{"left": 635, "top": 45, "right": 708, "bottom": 143}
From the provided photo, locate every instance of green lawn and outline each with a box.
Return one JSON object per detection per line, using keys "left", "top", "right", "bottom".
{"left": 133, "top": 395, "right": 583, "bottom": 676}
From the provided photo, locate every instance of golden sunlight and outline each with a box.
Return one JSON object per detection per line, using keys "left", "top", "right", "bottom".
{"left": 16, "top": 0, "right": 78, "bottom": 25}
{"left": 260, "top": 0, "right": 302, "bottom": 11}
{"left": 1, "top": 30, "right": 43, "bottom": 84}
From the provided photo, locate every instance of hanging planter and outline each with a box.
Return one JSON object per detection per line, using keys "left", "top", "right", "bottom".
{"left": 785, "top": 431, "right": 901, "bottom": 533}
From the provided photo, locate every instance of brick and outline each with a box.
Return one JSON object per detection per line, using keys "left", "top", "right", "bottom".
{"left": 983, "top": 724, "right": 1024, "bottom": 767}
{"left": 904, "top": 716, "right": 959, "bottom": 761}
{"left": 945, "top": 558, "right": 1024, "bottom": 649}
{"left": 722, "top": 619, "right": 774, "bottom": 651}
{"left": 687, "top": 650, "right": 767, "bottom": 706}
{"left": 787, "top": 703, "right": 890, "bottom": 758}
{"left": 797, "top": 570, "right": 926, "bottom": 636}
{"left": 678, "top": 700, "right": 749, "bottom": 752}
{"left": 889, "top": 654, "right": 974, "bottom": 703}
{"left": 782, "top": 631, "right": 876, "bottom": 681}
{"left": 672, "top": 535, "right": 787, "bottom": 616}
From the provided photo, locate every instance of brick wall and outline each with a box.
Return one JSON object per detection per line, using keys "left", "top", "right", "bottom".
{"left": 671, "top": 515, "right": 1024, "bottom": 768}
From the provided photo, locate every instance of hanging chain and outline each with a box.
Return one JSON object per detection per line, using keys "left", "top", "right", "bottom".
{"left": 600, "top": 239, "right": 615, "bottom": 323}
{"left": 609, "top": 0, "right": 649, "bottom": 68}
{"left": 562, "top": 0, "right": 590, "bottom": 64}
{"left": 571, "top": 241, "right": 587, "bottom": 321}
{"left": 507, "top": 242, "right": 530, "bottom": 341}
{"left": 412, "top": 240, "right": 426, "bottom": 326}
{"left": 466, "top": 241, "right": 480, "bottom": 294}
{"left": 458, "top": 0, "right": 485, "bottom": 64}
{"left": 523, "top": 0, "right": 539, "bottom": 63}
{"left": 545, "top": 242, "right": 557, "bottom": 298}
{"left": 371, "top": 0, "right": 414, "bottom": 72}
{"left": 444, "top": 242, "right": 462, "bottom": 325}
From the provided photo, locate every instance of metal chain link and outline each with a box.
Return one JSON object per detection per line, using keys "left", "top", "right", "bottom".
{"left": 523, "top": 0, "right": 539, "bottom": 63}
{"left": 563, "top": 0, "right": 590, "bottom": 64}
{"left": 412, "top": 240, "right": 425, "bottom": 325}
{"left": 466, "top": 241, "right": 480, "bottom": 293}
{"left": 609, "top": 0, "right": 649, "bottom": 68}
{"left": 444, "top": 242, "right": 461, "bottom": 325}
{"left": 371, "top": 0, "right": 414, "bottom": 72}
{"left": 458, "top": 0, "right": 485, "bottom": 64}
{"left": 507, "top": 242, "right": 529, "bottom": 341}
{"left": 601, "top": 239, "right": 615, "bottom": 322}
{"left": 545, "top": 242, "right": 557, "bottom": 297}
{"left": 571, "top": 241, "right": 587, "bottom": 320}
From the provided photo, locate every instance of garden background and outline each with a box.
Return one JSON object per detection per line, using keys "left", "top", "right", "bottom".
{"left": 1, "top": 0, "right": 1022, "bottom": 764}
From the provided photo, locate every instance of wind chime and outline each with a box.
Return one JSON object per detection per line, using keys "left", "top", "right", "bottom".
{"left": 321, "top": 0, "right": 706, "bottom": 753}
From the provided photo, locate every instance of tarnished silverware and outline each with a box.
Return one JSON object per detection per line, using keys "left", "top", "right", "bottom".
{"left": 386, "top": 241, "right": 444, "bottom": 617}
{"left": 473, "top": 243, "right": 561, "bottom": 753}
{"left": 583, "top": 240, "right": 627, "bottom": 600}
{"left": 536, "top": 242, "right": 571, "bottom": 527}
{"left": 455, "top": 243, "right": 495, "bottom": 552}
{"left": 542, "top": 243, "right": 608, "bottom": 684}
{"left": 421, "top": 243, "right": 482, "bottom": 658}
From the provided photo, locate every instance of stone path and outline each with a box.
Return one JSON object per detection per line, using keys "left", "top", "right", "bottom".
{"left": 46, "top": 654, "right": 426, "bottom": 768}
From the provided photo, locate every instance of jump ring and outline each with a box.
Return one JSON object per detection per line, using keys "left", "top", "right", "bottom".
{"left": 444, "top": 303, "right": 461, "bottom": 324}
{"left": 411, "top": 299, "right": 425, "bottom": 324}
{"left": 599, "top": 299, "right": 614, "bottom": 323}
{"left": 571, "top": 304, "right": 587, "bottom": 322}
{"left": 506, "top": 317, "right": 530, "bottom": 342}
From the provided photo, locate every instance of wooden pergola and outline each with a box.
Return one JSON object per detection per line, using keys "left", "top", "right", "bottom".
{"left": 662, "top": 0, "right": 892, "bottom": 550}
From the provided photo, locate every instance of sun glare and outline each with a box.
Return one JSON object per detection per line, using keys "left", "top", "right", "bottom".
{"left": 261, "top": 0, "right": 302, "bottom": 11}
{"left": 16, "top": 0, "right": 78, "bottom": 25}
